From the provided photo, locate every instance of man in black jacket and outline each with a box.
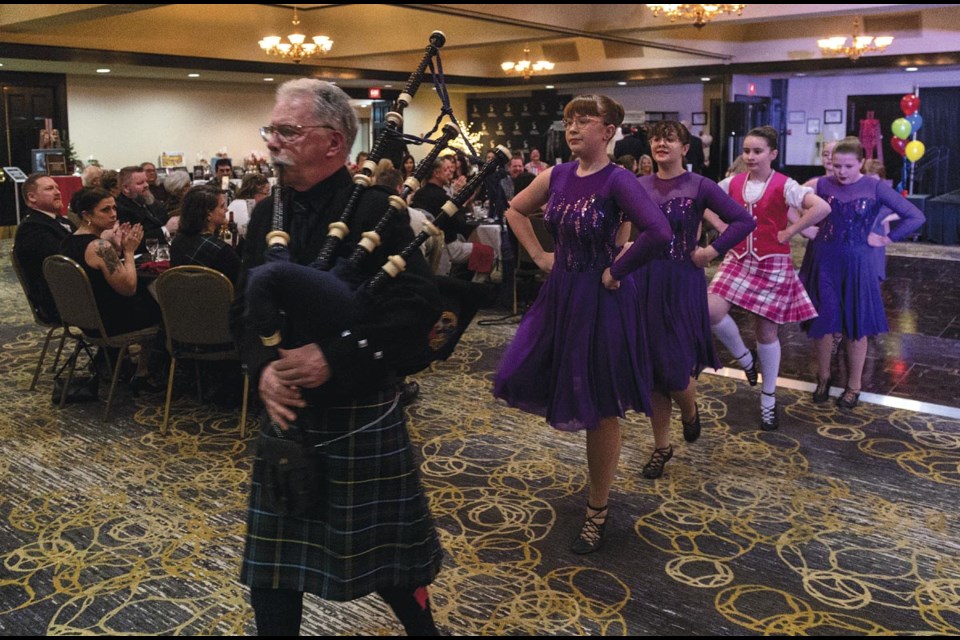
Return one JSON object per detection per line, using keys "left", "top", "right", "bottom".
{"left": 235, "top": 78, "right": 445, "bottom": 637}
{"left": 614, "top": 125, "right": 651, "bottom": 165}
{"left": 681, "top": 120, "right": 706, "bottom": 175}
{"left": 115, "top": 166, "right": 176, "bottom": 253}
{"left": 14, "top": 174, "right": 75, "bottom": 322}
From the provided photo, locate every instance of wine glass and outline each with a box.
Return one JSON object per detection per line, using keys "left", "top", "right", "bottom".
{"left": 156, "top": 242, "right": 170, "bottom": 262}
{"left": 145, "top": 238, "right": 159, "bottom": 261}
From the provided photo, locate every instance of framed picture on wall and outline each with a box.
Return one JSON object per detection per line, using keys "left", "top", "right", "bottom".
{"left": 691, "top": 111, "right": 707, "bottom": 126}
{"left": 806, "top": 118, "right": 821, "bottom": 135}
{"left": 788, "top": 111, "right": 805, "bottom": 124}
{"left": 824, "top": 109, "right": 843, "bottom": 125}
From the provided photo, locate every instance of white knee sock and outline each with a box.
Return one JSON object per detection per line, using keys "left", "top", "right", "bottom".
{"left": 757, "top": 340, "right": 781, "bottom": 402}
{"left": 713, "top": 315, "right": 752, "bottom": 368}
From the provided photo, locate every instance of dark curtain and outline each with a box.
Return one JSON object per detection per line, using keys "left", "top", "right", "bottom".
{"left": 916, "top": 87, "right": 960, "bottom": 194}
{"left": 848, "top": 88, "right": 960, "bottom": 195}
{"left": 847, "top": 94, "right": 906, "bottom": 186}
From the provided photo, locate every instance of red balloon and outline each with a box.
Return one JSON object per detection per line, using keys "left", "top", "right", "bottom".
{"left": 891, "top": 136, "right": 908, "bottom": 156}
{"left": 901, "top": 93, "right": 920, "bottom": 116}
{"left": 902, "top": 190, "right": 909, "bottom": 197}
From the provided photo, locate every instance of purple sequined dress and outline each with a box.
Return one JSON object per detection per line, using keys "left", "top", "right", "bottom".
{"left": 493, "top": 162, "right": 671, "bottom": 431}
{"left": 633, "top": 172, "right": 756, "bottom": 393}
{"left": 799, "top": 176, "right": 924, "bottom": 339}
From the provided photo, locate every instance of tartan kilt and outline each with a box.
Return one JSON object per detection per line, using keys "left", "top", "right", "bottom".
{"left": 708, "top": 253, "right": 818, "bottom": 325}
{"left": 240, "top": 390, "right": 444, "bottom": 601}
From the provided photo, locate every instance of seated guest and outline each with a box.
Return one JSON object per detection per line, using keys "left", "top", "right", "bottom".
{"left": 638, "top": 153, "right": 654, "bottom": 176}
{"left": 372, "top": 157, "right": 395, "bottom": 183}
{"left": 227, "top": 173, "right": 270, "bottom": 239}
{"left": 162, "top": 171, "right": 193, "bottom": 218}
{"left": 500, "top": 154, "right": 528, "bottom": 203}
{"left": 116, "top": 165, "right": 177, "bottom": 253}
{"left": 616, "top": 154, "right": 638, "bottom": 175}
{"left": 170, "top": 186, "right": 239, "bottom": 284}
{"left": 141, "top": 161, "right": 169, "bottom": 207}
{"left": 412, "top": 156, "right": 479, "bottom": 276}
{"left": 350, "top": 151, "right": 369, "bottom": 175}
{"left": 524, "top": 148, "right": 548, "bottom": 176}
{"left": 14, "top": 174, "right": 76, "bottom": 322}
{"left": 81, "top": 165, "right": 104, "bottom": 188}
{"left": 100, "top": 170, "right": 120, "bottom": 198}
{"left": 61, "top": 188, "right": 160, "bottom": 387}
{"left": 208, "top": 158, "right": 236, "bottom": 193}
{"left": 401, "top": 153, "right": 417, "bottom": 180}
{"left": 374, "top": 167, "right": 438, "bottom": 260}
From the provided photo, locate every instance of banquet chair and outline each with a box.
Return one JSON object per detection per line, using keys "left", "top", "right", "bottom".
{"left": 42, "top": 255, "right": 160, "bottom": 421}
{"left": 513, "top": 212, "right": 554, "bottom": 315}
{"left": 154, "top": 266, "right": 249, "bottom": 436}
{"left": 11, "top": 249, "right": 72, "bottom": 391}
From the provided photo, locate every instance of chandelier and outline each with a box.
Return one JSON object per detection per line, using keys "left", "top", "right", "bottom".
{"left": 259, "top": 6, "right": 333, "bottom": 64}
{"left": 646, "top": 4, "right": 746, "bottom": 28}
{"left": 501, "top": 47, "right": 555, "bottom": 80}
{"left": 817, "top": 17, "right": 893, "bottom": 61}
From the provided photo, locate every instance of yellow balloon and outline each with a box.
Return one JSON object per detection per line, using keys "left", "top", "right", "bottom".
{"left": 905, "top": 140, "right": 925, "bottom": 163}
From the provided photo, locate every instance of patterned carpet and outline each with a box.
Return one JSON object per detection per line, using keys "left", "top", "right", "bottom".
{"left": 1, "top": 240, "right": 958, "bottom": 635}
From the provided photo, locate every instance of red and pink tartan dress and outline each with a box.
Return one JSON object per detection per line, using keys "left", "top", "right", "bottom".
{"left": 707, "top": 171, "right": 818, "bottom": 325}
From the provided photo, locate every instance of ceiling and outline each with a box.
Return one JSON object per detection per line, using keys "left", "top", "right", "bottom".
{"left": 1, "top": 4, "right": 959, "bottom": 93}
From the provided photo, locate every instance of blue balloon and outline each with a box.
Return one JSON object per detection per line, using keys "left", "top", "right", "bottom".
{"left": 906, "top": 113, "right": 923, "bottom": 132}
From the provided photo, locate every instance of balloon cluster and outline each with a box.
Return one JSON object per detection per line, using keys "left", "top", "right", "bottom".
{"left": 891, "top": 94, "right": 924, "bottom": 162}
{"left": 891, "top": 93, "right": 924, "bottom": 193}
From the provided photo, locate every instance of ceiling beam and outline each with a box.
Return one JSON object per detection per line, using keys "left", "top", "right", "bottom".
{"left": 401, "top": 4, "right": 733, "bottom": 60}
{"left": 0, "top": 5, "right": 169, "bottom": 32}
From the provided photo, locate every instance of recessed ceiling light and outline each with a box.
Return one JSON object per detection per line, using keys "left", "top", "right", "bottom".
{"left": 264, "top": 77, "right": 274, "bottom": 82}
{"left": 96, "top": 68, "right": 110, "bottom": 73}
{"left": 700, "top": 77, "right": 711, "bottom": 82}
{"left": 188, "top": 73, "right": 200, "bottom": 78}
{"left": 906, "top": 67, "right": 918, "bottom": 72}
{"left": 617, "top": 81, "right": 627, "bottom": 86}
{"left": 384, "top": 84, "right": 392, "bottom": 88}
{"left": 0, "top": 63, "right": 4, "bottom": 67}
{"left": 545, "top": 85, "right": 555, "bottom": 89}
{"left": 795, "top": 73, "right": 807, "bottom": 77}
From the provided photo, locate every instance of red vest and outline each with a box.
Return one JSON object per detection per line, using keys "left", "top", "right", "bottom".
{"left": 728, "top": 171, "right": 791, "bottom": 260}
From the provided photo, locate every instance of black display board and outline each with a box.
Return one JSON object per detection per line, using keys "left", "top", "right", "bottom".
{"left": 467, "top": 95, "right": 571, "bottom": 162}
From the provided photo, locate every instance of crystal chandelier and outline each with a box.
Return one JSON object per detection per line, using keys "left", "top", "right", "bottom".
{"left": 501, "top": 47, "right": 555, "bottom": 80}
{"left": 646, "top": 4, "right": 746, "bottom": 28}
{"left": 817, "top": 17, "right": 893, "bottom": 61}
{"left": 259, "top": 6, "right": 333, "bottom": 64}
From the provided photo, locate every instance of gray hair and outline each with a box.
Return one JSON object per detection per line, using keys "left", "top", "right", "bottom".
{"left": 164, "top": 171, "right": 193, "bottom": 195}
{"left": 81, "top": 165, "right": 103, "bottom": 187}
{"left": 277, "top": 79, "right": 358, "bottom": 151}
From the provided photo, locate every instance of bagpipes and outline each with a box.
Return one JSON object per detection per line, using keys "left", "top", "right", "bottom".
{"left": 245, "top": 29, "right": 510, "bottom": 375}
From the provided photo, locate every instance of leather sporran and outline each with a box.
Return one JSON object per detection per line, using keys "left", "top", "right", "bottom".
{"left": 257, "top": 419, "right": 325, "bottom": 518}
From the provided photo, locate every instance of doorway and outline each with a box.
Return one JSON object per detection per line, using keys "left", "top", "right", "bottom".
{"left": 0, "top": 73, "right": 68, "bottom": 227}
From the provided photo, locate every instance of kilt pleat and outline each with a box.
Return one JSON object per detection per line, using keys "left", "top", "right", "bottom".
{"left": 708, "top": 254, "right": 817, "bottom": 325}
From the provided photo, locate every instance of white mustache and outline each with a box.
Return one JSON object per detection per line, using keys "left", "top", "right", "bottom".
{"left": 270, "top": 154, "right": 293, "bottom": 167}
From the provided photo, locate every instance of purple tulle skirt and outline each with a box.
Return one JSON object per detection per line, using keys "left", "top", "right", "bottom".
{"left": 799, "top": 243, "right": 888, "bottom": 339}
{"left": 493, "top": 268, "right": 653, "bottom": 432}
{"left": 632, "top": 259, "right": 720, "bottom": 394}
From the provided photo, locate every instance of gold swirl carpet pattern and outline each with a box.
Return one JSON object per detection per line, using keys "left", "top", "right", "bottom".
{"left": 0, "top": 242, "right": 958, "bottom": 634}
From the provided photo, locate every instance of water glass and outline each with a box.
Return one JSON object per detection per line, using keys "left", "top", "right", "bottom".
{"left": 156, "top": 242, "right": 170, "bottom": 262}
{"left": 145, "top": 238, "right": 159, "bottom": 261}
